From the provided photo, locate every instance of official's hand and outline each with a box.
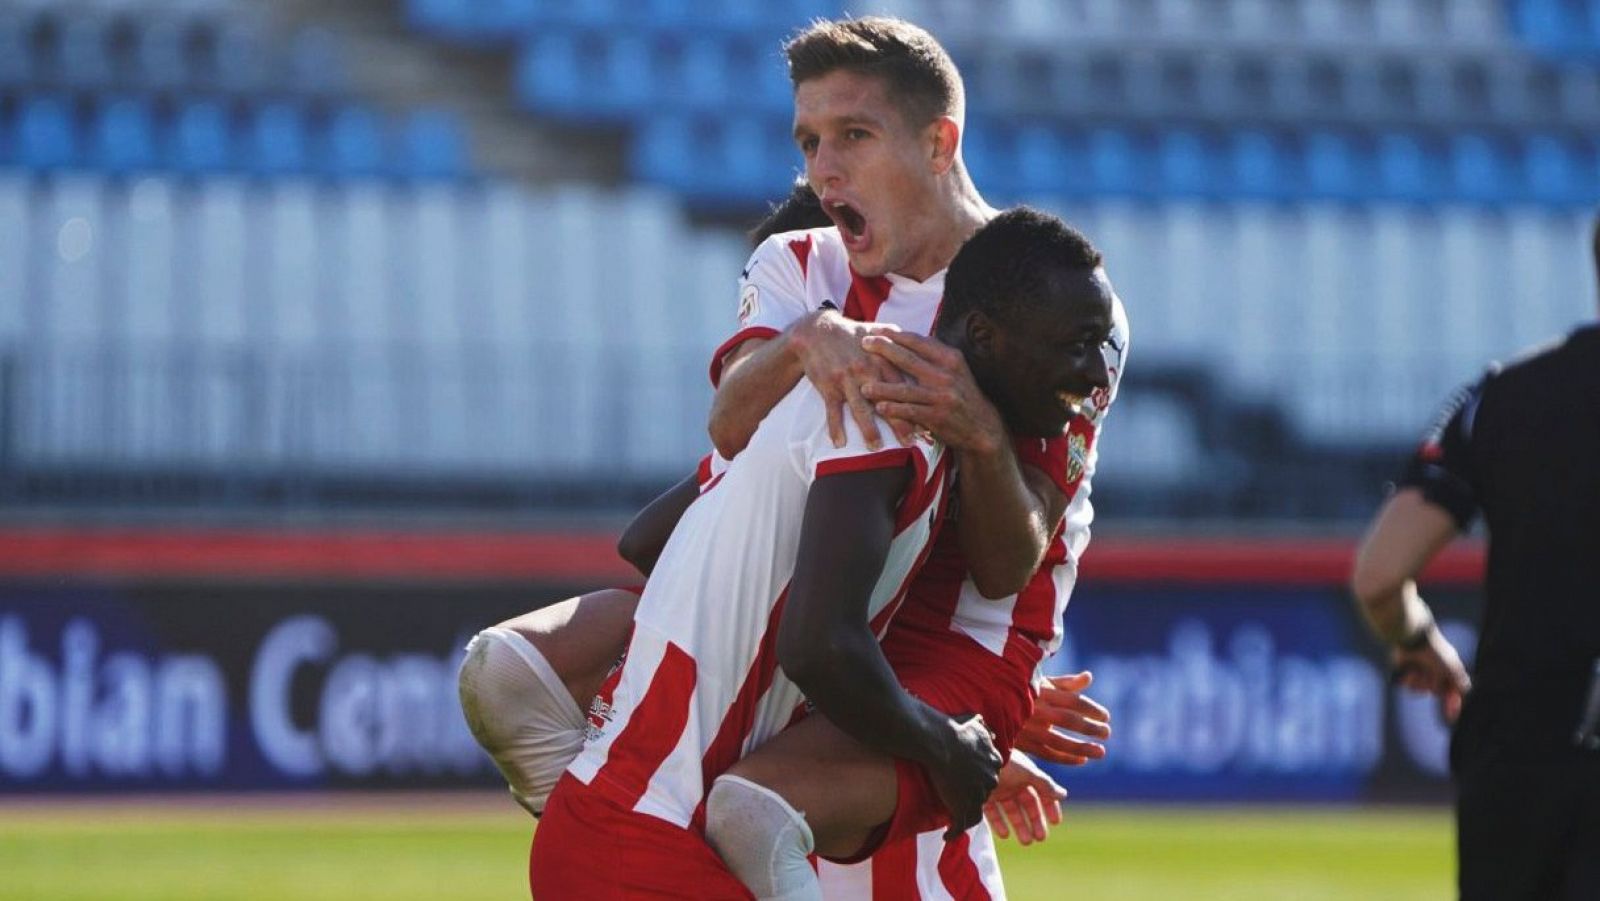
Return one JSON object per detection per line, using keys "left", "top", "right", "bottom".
{"left": 1391, "top": 624, "right": 1471, "bottom": 723}
{"left": 791, "top": 311, "right": 914, "bottom": 449}
{"left": 926, "top": 711, "right": 1004, "bottom": 841}
{"left": 983, "top": 751, "right": 1066, "bottom": 846}
{"left": 1014, "top": 671, "right": 1111, "bottom": 766}
{"left": 859, "top": 331, "right": 1006, "bottom": 456}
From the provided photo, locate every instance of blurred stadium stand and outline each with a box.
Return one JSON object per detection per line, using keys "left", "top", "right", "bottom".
{"left": 0, "top": 0, "right": 1596, "bottom": 522}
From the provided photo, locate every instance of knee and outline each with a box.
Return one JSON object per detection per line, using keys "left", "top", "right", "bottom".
{"left": 456, "top": 627, "right": 585, "bottom": 816}
{"left": 705, "top": 775, "right": 820, "bottom": 901}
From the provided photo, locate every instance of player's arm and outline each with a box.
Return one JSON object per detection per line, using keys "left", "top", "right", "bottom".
{"left": 710, "top": 312, "right": 912, "bottom": 459}
{"left": 862, "top": 331, "right": 1064, "bottom": 597}
{"left": 777, "top": 466, "right": 1001, "bottom": 836}
{"left": 615, "top": 472, "right": 700, "bottom": 577}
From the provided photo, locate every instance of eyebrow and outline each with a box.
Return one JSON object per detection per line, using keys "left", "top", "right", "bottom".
{"left": 793, "top": 114, "right": 887, "bottom": 141}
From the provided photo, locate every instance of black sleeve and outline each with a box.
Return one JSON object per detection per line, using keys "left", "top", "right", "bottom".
{"left": 1396, "top": 374, "right": 1491, "bottom": 530}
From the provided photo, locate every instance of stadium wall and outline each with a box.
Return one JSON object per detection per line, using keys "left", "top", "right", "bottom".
{"left": 0, "top": 527, "right": 1481, "bottom": 802}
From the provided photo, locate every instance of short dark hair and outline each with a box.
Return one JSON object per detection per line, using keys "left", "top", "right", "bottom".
{"left": 784, "top": 17, "right": 963, "bottom": 130}
{"left": 748, "top": 179, "right": 830, "bottom": 247}
{"left": 936, "top": 207, "right": 1103, "bottom": 338}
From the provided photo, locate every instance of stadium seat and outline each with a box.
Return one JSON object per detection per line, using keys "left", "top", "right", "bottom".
{"left": 398, "top": 110, "right": 466, "bottom": 178}
{"left": 246, "top": 103, "right": 310, "bottom": 175}
{"left": 1523, "top": 134, "right": 1584, "bottom": 204}
{"left": 632, "top": 113, "right": 694, "bottom": 192}
{"left": 678, "top": 36, "right": 733, "bottom": 109}
{"left": 89, "top": 97, "right": 158, "bottom": 173}
{"left": 517, "top": 32, "right": 583, "bottom": 115}
{"left": 1157, "top": 129, "right": 1215, "bottom": 197}
{"left": 285, "top": 27, "right": 348, "bottom": 97}
{"left": 53, "top": 14, "right": 116, "bottom": 89}
{"left": 0, "top": 10, "right": 34, "bottom": 88}
{"left": 16, "top": 95, "right": 78, "bottom": 170}
{"left": 1304, "top": 130, "right": 1363, "bottom": 200}
{"left": 1449, "top": 133, "right": 1514, "bottom": 202}
{"left": 133, "top": 18, "right": 190, "bottom": 91}
{"left": 323, "top": 106, "right": 387, "bottom": 177}
{"left": 170, "top": 100, "right": 233, "bottom": 173}
{"left": 1375, "top": 131, "right": 1432, "bottom": 202}
{"left": 207, "top": 20, "right": 273, "bottom": 95}
{"left": 1086, "top": 127, "right": 1144, "bottom": 196}
{"left": 1230, "top": 129, "right": 1292, "bottom": 199}
{"left": 1014, "top": 124, "right": 1077, "bottom": 195}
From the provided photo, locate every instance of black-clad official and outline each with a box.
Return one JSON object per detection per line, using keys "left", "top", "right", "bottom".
{"left": 1350, "top": 220, "right": 1600, "bottom": 901}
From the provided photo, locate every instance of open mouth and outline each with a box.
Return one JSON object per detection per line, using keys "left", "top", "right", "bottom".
{"left": 825, "top": 199, "right": 870, "bottom": 250}
{"left": 1056, "top": 390, "right": 1087, "bottom": 419}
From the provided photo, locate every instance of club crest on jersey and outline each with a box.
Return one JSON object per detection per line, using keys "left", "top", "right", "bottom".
{"left": 1066, "top": 430, "right": 1090, "bottom": 485}
{"left": 738, "top": 284, "right": 760, "bottom": 325}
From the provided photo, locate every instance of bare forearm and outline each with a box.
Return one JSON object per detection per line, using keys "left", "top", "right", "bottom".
{"left": 788, "top": 628, "right": 946, "bottom": 767}
{"left": 957, "top": 450, "right": 1057, "bottom": 599}
{"left": 1356, "top": 579, "right": 1435, "bottom": 645}
{"left": 708, "top": 333, "right": 805, "bottom": 458}
{"left": 1350, "top": 488, "right": 1459, "bottom": 644}
{"left": 616, "top": 473, "right": 700, "bottom": 577}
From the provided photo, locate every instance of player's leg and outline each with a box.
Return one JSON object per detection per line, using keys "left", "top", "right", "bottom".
{"left": 457, "top": 588, "right": 640, "bottom": 815}
{"left": 706, "top": 714, "right": 896, "bottom": 900}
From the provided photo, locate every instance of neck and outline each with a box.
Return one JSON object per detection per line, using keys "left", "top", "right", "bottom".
{"left": 897, "top": 164, "right": 997, "bottom": 281}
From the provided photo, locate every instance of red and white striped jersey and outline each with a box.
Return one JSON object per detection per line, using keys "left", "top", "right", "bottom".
{"left": 886, "top": 296, "right": 1129, "bottom": 680}
{"left": 710, "top": 226, "right": 947, "bottom": 387}
{"left": 818, "top": 821, "right": 1008, "bottom": 900}
{"left": 567, "top": 379, "right": 951, "bottom": 828}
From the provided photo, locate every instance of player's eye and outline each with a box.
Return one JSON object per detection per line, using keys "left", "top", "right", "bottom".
{"left": 797, "top": 136, "right": 819, "bottom": 154}
{"left": 845, "top": 128, "right": 870, "bottom": 141}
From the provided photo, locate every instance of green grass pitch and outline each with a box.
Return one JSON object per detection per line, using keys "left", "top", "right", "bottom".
{"left": 0, "top": 795, "right": 1452, "bottom": 900}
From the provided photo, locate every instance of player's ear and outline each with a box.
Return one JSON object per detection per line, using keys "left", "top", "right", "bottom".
{"left": 928, "top": 116, "right": 959, "bottom": 176}
{"left": 963, "top": 310, "right": 998, "bottom": 360}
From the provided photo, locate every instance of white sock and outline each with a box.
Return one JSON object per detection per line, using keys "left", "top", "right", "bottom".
{"left": 705, "top": 774, "right": 822, "bottom": 901}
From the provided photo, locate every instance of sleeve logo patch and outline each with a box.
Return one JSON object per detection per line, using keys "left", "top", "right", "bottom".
{"left": 738, "top": 284, "right": 760, "bottom": 325}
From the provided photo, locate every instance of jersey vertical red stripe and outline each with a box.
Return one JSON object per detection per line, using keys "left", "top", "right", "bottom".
{"left": 844, "top": 268, "right": 893, "bottom": 323}
{"left": 591, "top": 641, "right": 698, "bottom": 809}
{"left": 870, "top": 837, "right": 919, "bottom": 900}
{"left": 936, "top": 832, "right": 991, "bottom": 900}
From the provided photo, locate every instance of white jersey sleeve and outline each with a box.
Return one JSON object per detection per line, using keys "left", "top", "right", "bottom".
{"left": 709, "top": 232, "right": 817, "bottom": 387}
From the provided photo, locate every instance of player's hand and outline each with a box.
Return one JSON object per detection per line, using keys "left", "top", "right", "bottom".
{"left": 859, "top": 331, "right": 1006, "bottom": 457}
{"left": 791, "top": 310, "right": 914, "bottom": 449}
{"left": 983, "top": 751, "right": 1066, "bottom": 847}
{"left": 1014, "top": 671, "right": 1111, "bottom": 766}
{"left": 926, "top": 711, "right": 1004, "bottom": 841}
{"left": 1390, "top": 624, "right": 1471, "bottom": 723}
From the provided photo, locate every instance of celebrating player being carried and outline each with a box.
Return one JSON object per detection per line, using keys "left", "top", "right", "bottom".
{"left": 530, "top": 202, "right": 1115, "bottom": 899}
{"left": 458, "top": 17, "right": 1128, "bottom": 898}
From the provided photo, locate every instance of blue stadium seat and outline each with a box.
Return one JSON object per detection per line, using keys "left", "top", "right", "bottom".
{"left": 1157, "top": 129, "right": 1215, "bottom": 197}
{"left": 16, "top": 95, "right": 78, "bottom": 170}
{"left": 1450, "top": 133, "right": 1514, "bottom": 202}
{"left": 1523, "top": 134, "right": 1585, "bottom": 204}
{"left": 602, "top": 33, "right": 657, "bottom": 116}
{"left": 1230, "top": 129, "right": 1294, "bottom": 199}
{"left": 518, "top": 32, "right": 584, "bottom": 115}
{"left": 0, "top": 10, "right": 31, "bottom": 88}
{"left": 1375, "top": 131, "right": 1433, "bottom": 202}
{"left": 1512, "top": 0, "right": 1581, "bottom": 53}
{"left": 632, "top": 113, "right": 694, "bottom": 191}
{"left": 323, "top": 106, "right": 386, "bottom": 176}
{"left": 399, "top": 110, "right": 466, "bottom": 178}
{"left": 54, "top": 15, "right": 116, "bottom": 89}
{"left": 679, "top": 36, "right": 732, "bottom": 109}
{"left": 133, "top": 19, "right": 190, "bottom": 91}
{"left": 1014, "top": 124, "right": 1076, "bottom": 195}
{"left": 1304, "top": 130, "right": 1364, "bottom": 200}
{"left": 1086, "top": 128, "right": 1144, "bottom": 196}
{"left": 208, "top": 21, "right": 273, "bottom": 95}
{"left": 285, "top": 27, "right": 347, "bottom": 97}
{"left": 89, "top": 97, "right": 158, "bottom": 173}
{"left": 170, "top": 100, "right": 233, "bottom": 173}
{"left": 246, "top": 103, "right": 310, "bottom": 175}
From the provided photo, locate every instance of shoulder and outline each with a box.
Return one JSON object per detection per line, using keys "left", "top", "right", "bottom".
{"left": 748, "top": 226, "right": 843, "bottom": 278}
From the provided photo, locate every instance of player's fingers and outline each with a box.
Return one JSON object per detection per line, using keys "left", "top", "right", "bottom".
{"left": 1047, "top": 671, "right": 1093, "bottom": 693}
{"left": 880, "top": 329, "right": 962, "bottom": 366}
{"left": 860, "top": 380, "right": 937, "bottom": 405}
{"left": 1042, "top": 788, "right": 1065, "bottom": 825}
{"left": 843, "top": 382, "right": 882, "bottom": 451}
{"left": 862, "top": 334, "right": 943, "bottom": 383}
{"left": 873, "top": 401, "right": 934, "bottom": 425}
{"left": 984, "top": 802, "right": 1009, "bottom": 840}
{"left": 886, "top": 416, "right": 918, "bottom": 447}
{"left": 824, "top": 392, "right": 847, "bottom": 448}
{"left": 1018, "top": 788, "right": 1048, "bottom": 843}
